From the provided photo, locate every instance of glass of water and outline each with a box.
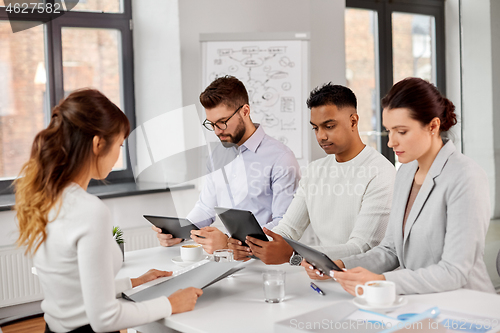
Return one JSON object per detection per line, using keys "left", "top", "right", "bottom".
{"left": 262, "top": 270, "right": 286, "bottom": 303}
{"left": 213, "top": 249, "right": 234, "bottom": 262}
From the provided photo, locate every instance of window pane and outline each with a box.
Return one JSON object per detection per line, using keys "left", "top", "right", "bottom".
{"left": 62, "top": 0, "right": 122, "bottom": 13}
{"left": 392, "top": 12, "right": 436, "bottom": 84}
{"left": 0, "top": 21, "right": 48, "bottom": 180}
{"left": 345, "top": 8, "right": 381, "bottom": 152}
{"left": 62, "top": 27, "right": 126, "bottom": 171}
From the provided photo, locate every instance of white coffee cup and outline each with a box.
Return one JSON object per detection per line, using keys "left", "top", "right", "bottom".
{"left": 355, "top": 280, "right": 396, "bottom": 306}
{"left": 180, "top": 244, "right": 203, "bottom": 262}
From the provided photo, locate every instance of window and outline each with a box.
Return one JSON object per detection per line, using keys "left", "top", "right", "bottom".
{"left": 345, "top": 0, "right": 445, "bottom": 163}
{"left": 0, "top": 1, "right": 135, "bottom": 194}
{"left": 392, "top": 12, "right": 436, "bottom": 85}
{"left": 61, "top": 27, "right": 127, "bottom": 171}
{"left": 345, "top": 8, "right": 380, "bottom": 152}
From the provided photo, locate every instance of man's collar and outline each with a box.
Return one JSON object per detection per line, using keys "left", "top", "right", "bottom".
{"left": 240, "top": 124, "right": 265, "bottom": 153}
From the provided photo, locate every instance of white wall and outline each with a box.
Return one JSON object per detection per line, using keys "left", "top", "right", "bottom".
{"left": 460, "top": 0, "right": 499, "bottom": 218}
{"left": 454, "top": 0, "right": 500, "bottom": 290}
{"left": 132, "top": 0, "right": 183, "bottom": 123}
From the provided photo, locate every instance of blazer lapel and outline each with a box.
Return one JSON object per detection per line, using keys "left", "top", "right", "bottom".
{"left": 394, "top": 162, "right": 418, "bottom": 262}
{"left": 402, "top": 139, "right": 457, "bottom": 246}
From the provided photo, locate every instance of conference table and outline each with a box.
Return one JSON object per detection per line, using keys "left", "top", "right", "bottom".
{"left": 116, "top": 243, "right": 500, "bottom": 333}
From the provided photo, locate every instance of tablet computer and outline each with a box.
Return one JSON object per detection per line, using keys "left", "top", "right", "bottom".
{"left": 143, "top": 215, "right": 200, "bottom": 239}
{"left": 283, "top": 237, "right": 342, "bottom": 275}
{"left": 214, "top": 207, "right": 268, "bottom": 247}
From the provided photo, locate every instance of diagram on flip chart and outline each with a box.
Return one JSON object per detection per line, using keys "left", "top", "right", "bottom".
{"left": 203, "top": 40, "right": 305, "bottom": 159}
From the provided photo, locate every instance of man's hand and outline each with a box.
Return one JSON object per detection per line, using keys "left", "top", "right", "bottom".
{"left": 190, "top": 227, "right": 228, "bottom": 254}
{"left": 300, "top": 260, "right": 332, "bottom": 280}
{"left": 227, "top": 237, "right": 252, "bottom": 261}
{"left": 151, "top": 226, "right": 183, "bottom": 247}
{"left": 333, "top": 267, "right": 385, "bottom": 296}
{"left": 245, "top": 228, "right": 293, "bottom": 265}
{"left": 168, "top": 287, "right": 203, "bottom": 314}
{"left": 131, "top": 269, "right": 172, "bottom": 288}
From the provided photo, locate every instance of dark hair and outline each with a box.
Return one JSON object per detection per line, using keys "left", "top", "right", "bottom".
{"left": 381, "top": 77, "right": 457, "bottom": 132}
{"left": 199, "top": 75, "right": 249, "bottom": 110}
{"left": 15, "top": 88, "right": 130, "bottom": 255}
{"left": 306, "top": 83, "right": 357, "bottom": 110}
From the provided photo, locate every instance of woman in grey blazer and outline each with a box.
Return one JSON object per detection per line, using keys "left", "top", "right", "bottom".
{"left": 305, "top": 78, "right": 495, "bottom": 295}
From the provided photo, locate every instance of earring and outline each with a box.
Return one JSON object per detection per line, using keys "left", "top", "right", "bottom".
{"left": 432, "top": 132, "right": 434, "bottom": 135}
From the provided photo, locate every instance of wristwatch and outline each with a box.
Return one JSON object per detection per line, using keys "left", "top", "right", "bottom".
{"left": 289, "top": 251, "right": 303, "bottom": 266}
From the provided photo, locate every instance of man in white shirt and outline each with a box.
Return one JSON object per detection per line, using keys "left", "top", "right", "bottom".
{"left": 229, "top": 83, "right": 396, "bottom": 271}
{"left": 153, "top": 76, "right": 300, "bottom": 253}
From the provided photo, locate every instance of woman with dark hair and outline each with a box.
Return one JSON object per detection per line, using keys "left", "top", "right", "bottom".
{"left": 304, "top": 77, "right": 495, "bottom": 295}
{"left": 15, "top": 89, "right": 202, "bottom": 333}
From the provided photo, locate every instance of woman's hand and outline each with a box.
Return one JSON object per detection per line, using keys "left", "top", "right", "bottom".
{"left": 332, "top": 267, "right": 385, "bottom": 296}
{"left": 168, "top": 287, "right": 203, "bottom": 314}
{"left": 131, "top": 269, "right": 172, "bottom": 288}
{"left": 300, "top": 260, "right": 332, "bottom": 280}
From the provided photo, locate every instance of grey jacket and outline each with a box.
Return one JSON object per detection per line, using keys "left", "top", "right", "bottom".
{"left": 342, "top": 140, "right": 495, "bottom": 294}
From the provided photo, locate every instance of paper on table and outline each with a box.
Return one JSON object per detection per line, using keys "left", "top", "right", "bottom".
{"left": 124, "top": 257, "right": 211, "bottom": 296}
{"left": 274, "top": 301, "right": 500, "bottom": 333}
{"left": 377, "top": 302, "right": 500, "bottom": 333}
{"left": 345, "top": 310, "right": 401, "bottom": 329}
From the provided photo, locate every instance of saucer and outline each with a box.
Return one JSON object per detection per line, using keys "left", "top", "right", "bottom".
{"left": 353, "top": 296, "right": 407, "bottom": 313}
{"left": 171, "top": 256, "right": 208, "bottom": 267}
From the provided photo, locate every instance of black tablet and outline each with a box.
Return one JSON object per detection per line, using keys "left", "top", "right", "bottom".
{"left": 283, "top": 237, "right": 342, "bottom": 275}
{"left": 143, "top": 215, "right": 199, "bottom": 239}
{"left": 214, "top": 207, "right": 268, "bottom": 247}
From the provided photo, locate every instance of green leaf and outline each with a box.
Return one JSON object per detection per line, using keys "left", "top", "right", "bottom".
{"left": 112, "top": 226, "right": 125, "bottom": 244}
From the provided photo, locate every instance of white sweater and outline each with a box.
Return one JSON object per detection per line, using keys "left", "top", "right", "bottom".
{"left": 33, "top": 184, "right": 171, "bottom": 332}
{"left": 273, "top": 146, "right": 396, "bottom": 259}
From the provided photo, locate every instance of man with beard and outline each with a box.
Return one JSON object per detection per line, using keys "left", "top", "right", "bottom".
{"left": 152, "top": 76, "right": 300, "bottom": 253}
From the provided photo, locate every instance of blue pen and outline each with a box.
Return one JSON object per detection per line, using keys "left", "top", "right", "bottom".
{"left": 310, "top": 282, "right": 326, "bottom": 296}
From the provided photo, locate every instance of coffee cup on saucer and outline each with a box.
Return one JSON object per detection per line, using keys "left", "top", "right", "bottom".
{"left": 355, "top": 280, "right": 396, "bottom": 306}
{"left": 180, "top": 244, "right": 203, "bottom": 262}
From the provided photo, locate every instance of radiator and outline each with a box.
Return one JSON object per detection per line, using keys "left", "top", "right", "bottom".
{"left": 0, "top": 247, "right": 43, "bottom": 308}
{"left": 0, "top": 227, "right": 158, "bottom": 308}
{"left": 123, "top": 226, "right": 160, "bottom": 252}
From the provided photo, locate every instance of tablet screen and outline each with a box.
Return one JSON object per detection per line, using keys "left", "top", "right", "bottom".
{"left": 143, "top": 215, "right": 199, "bottom": 239}
{"left": 214, "top": 207, "right": 268, "bottom": 246}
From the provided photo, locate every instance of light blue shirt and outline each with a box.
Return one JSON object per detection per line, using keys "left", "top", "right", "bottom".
{"left": 186, "top": 124, "right": 300, "bottom": 229}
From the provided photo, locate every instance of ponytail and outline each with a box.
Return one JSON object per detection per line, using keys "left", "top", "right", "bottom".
{"left": 15, "top": 89, "right": 130, "bottom": 255}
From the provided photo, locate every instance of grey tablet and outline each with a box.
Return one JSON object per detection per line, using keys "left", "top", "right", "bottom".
{"left": 283, "top": 237, "right": 342, "bottom": 275}
{"left": 143, "top": 215, "right": 199, "bottom": 239}
{"left": 123, "top": 262, "right": 244, "bottom": 302}
{"left": 214, "top": 207, "right": 268, "bottom": 247}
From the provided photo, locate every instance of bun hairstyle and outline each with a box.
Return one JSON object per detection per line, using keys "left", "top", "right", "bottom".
{"left": 381, "top": 77, "right": 457, "bottom": 132}
{"left": 15, "top": 88, "right": 130, "bottom": 255}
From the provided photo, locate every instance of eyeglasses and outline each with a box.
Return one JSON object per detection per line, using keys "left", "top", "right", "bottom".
{"left": 202, "top": 105, "right": 244, "bottom": 131}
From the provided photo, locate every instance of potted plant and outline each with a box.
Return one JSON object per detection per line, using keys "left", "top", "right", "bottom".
{"left": 112, "top": 226, "right": 125, "bottom": 261}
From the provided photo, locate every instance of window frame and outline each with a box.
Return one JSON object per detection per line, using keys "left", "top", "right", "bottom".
{"left": 346, "top": 0, "right": 446, "bottom": 163}
{"left": 0, "top": 0, "right": 136, "bottom": 193}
